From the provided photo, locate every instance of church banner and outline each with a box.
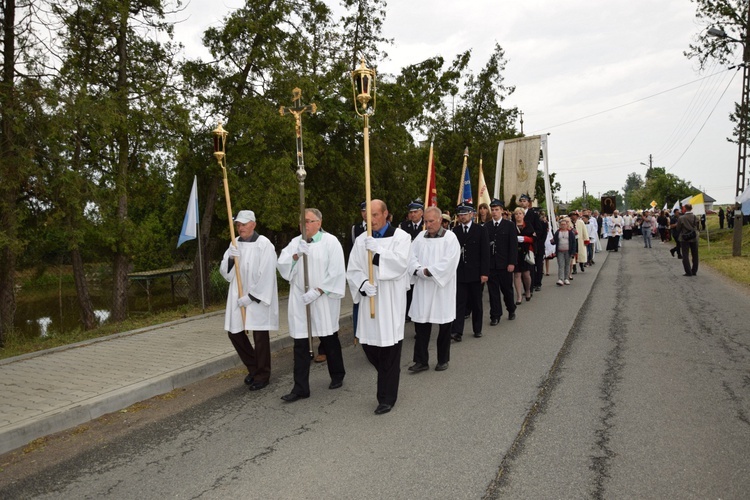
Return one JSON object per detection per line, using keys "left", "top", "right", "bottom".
{"left": 502, "top": 135, "right": 541, "bottom": 205}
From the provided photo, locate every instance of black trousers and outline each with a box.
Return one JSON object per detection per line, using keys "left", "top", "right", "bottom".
{"left": 362, "top": 341, "right": 402, "bottom": 406}
{"left": 671, "top": 232, "right": 682, "bottom": 257}
{"left": 532, "top": 249, "right": 545, "bottom": 287}
{"left": 413, "top": 322, "right": 451, "bottom": 366}
{"left": 681, "top": 240, "right": 699, "bottom": 275}
{"left": 228, "top": 330, "right": 271, "bottom": 384}
{"left": 405, "top": 285, "right": 414, "bottom": 319}
{"left": 291, "top": 333, "right": 345, "bottom": 397}
{"left": 452, "top": 281, "right": 483, "bottom": 336}
{"left": 487, "top": 268, "right": 516, "bottom": 320}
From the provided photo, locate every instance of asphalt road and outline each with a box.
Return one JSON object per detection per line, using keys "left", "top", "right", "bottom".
{"left": 1, "top": 240, "right": 749, "bottom": 499}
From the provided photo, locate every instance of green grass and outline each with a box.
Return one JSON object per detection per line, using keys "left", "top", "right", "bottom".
{"left": 699, "top": 213, "right": 750, "bottom": 287}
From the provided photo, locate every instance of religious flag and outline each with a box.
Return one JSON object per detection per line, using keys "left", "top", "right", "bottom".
{"left": 689, "top": 193, "right": 706, "bottom": 215}
{"left": 672, "top": 200, "right": 681, "bottom": 212}
{"left": 663, "top": 202, "right": 668, "bottom": 211}
{"left": 424, "top": 142, "right": 438, "bottom": 207}
{"left": 177, "top": 176, "right": 199, "bottom": 247}
{"left": 461, "top": 165, "right": 473, "bottom": 205}
{"left": 477, "top": 159, "right": 492, "bottom": 208}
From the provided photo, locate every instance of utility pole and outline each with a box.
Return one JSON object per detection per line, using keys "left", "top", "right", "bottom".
{"left": 582, "top": 181, "right": 588, "bottom": 209}
{"left": 519, "top": 111, "right": 524, "bottom": 135}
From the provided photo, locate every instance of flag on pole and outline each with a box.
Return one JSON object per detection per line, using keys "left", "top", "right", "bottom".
{"left": 477, "top": 159, "right": 491, "bottom": 208}
{"left": 424, "top": 143, "right": 438, "bottom": 207}
{"left": 461, "top": 166, "right": 473, "bottom": 205}
{"left": 177, "top": 176, "right": 199, "bottom": 247}
{"left": 689, "top": 193, "right": 706, "bottom": 215}
{"left": 663, "top": 202, "right": 668, "bottom": 211}
{"left": 672, "top": 200, "right": 681, "bottom": 212}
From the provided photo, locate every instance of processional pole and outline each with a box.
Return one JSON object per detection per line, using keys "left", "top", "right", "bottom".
{"left": 213, "top": 123, "right": 246, "bottom": 328}
{"left": 351, "top": 58, "right": 377, "bottom": 318}
{"left": 280, "top": 88, "right": 317, "bottom": 358}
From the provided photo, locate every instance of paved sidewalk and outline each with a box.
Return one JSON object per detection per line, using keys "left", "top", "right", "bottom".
{"left": 0, "top": 294, "right": 353, "bottom": 455}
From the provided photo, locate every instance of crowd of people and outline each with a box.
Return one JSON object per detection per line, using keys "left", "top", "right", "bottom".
{"left": 218, "top": 197, "right": 708, "bottom": 415}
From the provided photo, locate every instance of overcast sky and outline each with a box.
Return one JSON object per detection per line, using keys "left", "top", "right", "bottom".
{"left": 173, "top": 0, "right": 743, "bottom": 205}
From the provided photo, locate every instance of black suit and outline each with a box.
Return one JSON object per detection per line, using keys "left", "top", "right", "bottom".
{"left": 524, "top": 208, "right": 546, "bottom": 288}
{"left": 485, "top": 218, "right": 518, "bottom": 320}
{"left": 452, "top": 222, "right": 490, "bottom": 337}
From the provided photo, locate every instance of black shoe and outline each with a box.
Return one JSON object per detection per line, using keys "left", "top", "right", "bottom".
{"left": 670, "top": 248, "right": 675, "bottom": 257}
{"left": 329, "top": 380, "right": 343, "bottom": 390}
{"left": 683, "top": 273, "right": 693, "bottom": 277}
{"left": 572, "top": 267, "right": 577, "bottom": 274}
{"left": 244, "top": 374, "right": 254, "bottom": 385}
{"left": 579, "top": 263, "right": 585, "bottom": 272}
{"left": 248, "top": 381, "right": 268, "bottom": 391}
{"left": 534, "top": 286, "right": 541, "bottom": 292}
{"left": 692, "top": 271, "right": 697, "bottom": 276}
{"left": 435, "top": 363, "right": 449, "bottom": 371}
{"left": 408, "top": 362, "right": 429, "bottom": 373}
{"left": 281, "top": 392, "right": 309, "bottom": 402}
{"left": 508, "top": 312, "right": 516, "bottom": 320}
{"left": 490, "top": 318, "right": 500, "bottom": 326}
{"left": 525, "top": 296, "right": 531, "bottom": 302}
{"left": 473, "top": 331, "right": 483, "bottom": 338}
{"left": 451, "top": 333, "right": 462, "bottom": 342}
{"left": 374, "top": 403, "right": 393, "bottom": 415}
{"left": 515, "top": 300, "right": 522, "bottom": 305}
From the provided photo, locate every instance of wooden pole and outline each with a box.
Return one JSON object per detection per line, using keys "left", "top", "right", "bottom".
{"left": 364, "top": 114, "right": 375, "bottom": 318}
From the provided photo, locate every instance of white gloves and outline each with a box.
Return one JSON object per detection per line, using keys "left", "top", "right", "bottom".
{"left": 302, "top": 288, "right": 321, "bottom": 305}
{"left": 361, "top": 282, "right": 377, "bottom": 297}
{"left": 517, "top": 236, "right": 525, "bottom": 243}
{"left": 237, "top": 294, "right": 252, "bottom": 308}
{"left": 365, "top": 236, "right": 378, "bottom": 252}
{"left": 228, "top": 245, "right": 241, "bottom": 258}
{"left": 297, "top": 239, "right": 310, "bottom": 256}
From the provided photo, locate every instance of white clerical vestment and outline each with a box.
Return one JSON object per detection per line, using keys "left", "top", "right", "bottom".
{"left": 346, "top": 227, "right": 411, "bottom": 347}
{"left": 586, "top": 218, "right": 598, "bottom": 244}
{"left": 573, "top": 218, "right": 589, "bottom": 260}
{"left": 407, "top": 230, "right": 460, "bottom": 325}
{"left": 221, "top": 235, "right": 279, "bottom": 333}
{"left": 277, "top": 232, "right": 346, "bottom": 339}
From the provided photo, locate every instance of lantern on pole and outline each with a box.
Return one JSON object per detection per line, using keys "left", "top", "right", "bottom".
{"left": 350, "top": 58, "right": 377, "bottom": 318}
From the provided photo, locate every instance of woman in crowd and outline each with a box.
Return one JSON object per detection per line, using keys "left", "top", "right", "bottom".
{"left": 513, "top": 207, "right": 535, "bottom": 304}
{"left": 657, "top": 210, "right": 670, "bottom": 242}
{"left": 477, "top": 203, "right": 491, "bottom": 225}
{"left": 641, "top": 210, "right": 655, "bottom": 248}
{"left": 551, "top": 218, "right": 574, "bottom": 286}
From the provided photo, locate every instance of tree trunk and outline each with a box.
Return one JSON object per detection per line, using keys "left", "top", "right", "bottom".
{"left": 71, "top": 247, "right": 96, "bottom": 330}
{"left": 0, "top": 0, "right": 18, "bottom": 343}
{"left": 110, "top": 3, "right": 130, "bottom": 322}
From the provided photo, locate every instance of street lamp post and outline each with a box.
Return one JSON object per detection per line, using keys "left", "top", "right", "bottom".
{"left": 708, "top": 19, "right": 748, "bottom": 257}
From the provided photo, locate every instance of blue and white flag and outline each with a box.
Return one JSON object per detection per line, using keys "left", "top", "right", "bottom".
{"left": 177, "top": 176, "right": 199, "bottom": 248}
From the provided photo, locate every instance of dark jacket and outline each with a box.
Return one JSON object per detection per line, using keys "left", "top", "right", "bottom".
{"left": 550, "top": 229, "right": 577, "bottom": 254}
{"left": 524, "top": 208, "right": 546, "bottom": 253}
{"left": 485, "top": 218, "right": 518, "bottom": 270}
{"left": 676, "top": 212, "right": 698, "bottom": 242}
{"left": 399, "top": 219, "right": 422, "bottom": 241}
{"left": 453, "top": 222, "right": 490, "bottom": 282}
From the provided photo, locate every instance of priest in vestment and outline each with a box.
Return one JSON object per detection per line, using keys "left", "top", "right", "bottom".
{"left": 406, "top": 206, "right": 461, "bottom": 373}
{"left": 277, "top": 208, "right": 346, "bottom": 402}
{"left": 221, "top": 210, "right": 279, "bottom": 392}
{"left": 346, "top": 199, "right": 411, "bottom": 415}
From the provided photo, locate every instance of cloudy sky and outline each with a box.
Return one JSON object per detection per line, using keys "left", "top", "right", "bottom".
{"left": 172, "top": 0, "right": 743, "bottom": 205}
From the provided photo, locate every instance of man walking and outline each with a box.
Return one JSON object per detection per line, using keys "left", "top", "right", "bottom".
{"left": 407, "top": 206, "right": 461, "bottom": 373}
{"left": 451, "top": 203, "right": 489, "bottom": 341}
{"left": 676, "top": 203, "right": 699, "bottom": 277}
{"left": 347, "top": 200, "right": 411, "bottom": 415}
{"left": 485, "top": 199, "right": 517, "bottom": 325}
{"left": 221, "top": 210, "right": 279, "bottom": 391}
{"left": 277, "top": 209, "right": 346, "bottom": 402}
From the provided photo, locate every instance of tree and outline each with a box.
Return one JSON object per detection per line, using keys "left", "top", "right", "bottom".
{"left": 622, "top": 172, "right": 645, "bottom": 209}
{"left": 685, "top": 0, "right": 749, "bottom": 147}
{"left": 0, "top": 0, "right": 49, "bottom": 341}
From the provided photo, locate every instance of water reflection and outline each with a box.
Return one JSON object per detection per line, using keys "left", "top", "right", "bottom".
{"left": 14, "top": 281, "right": 188, "bottom": 340}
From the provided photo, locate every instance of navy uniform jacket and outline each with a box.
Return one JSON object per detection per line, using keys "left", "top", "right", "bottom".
{"left": 399, "top": 219, "right": 423, "bottom": 241}
{"left": 524, "top": 208, "right": 546, "bottom": 253}
{"left": 485, "top": 219, "right": 518, "bottom": 270}
{"left": 453, "top": 222, "right": 490, "bottom": 283}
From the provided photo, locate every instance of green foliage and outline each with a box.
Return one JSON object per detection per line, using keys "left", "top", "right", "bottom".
{"left": 568, "top": 194, "right": 600, "bottom": 211}
{"left": 620, "top": 168, "right": 696, "bottom": 210}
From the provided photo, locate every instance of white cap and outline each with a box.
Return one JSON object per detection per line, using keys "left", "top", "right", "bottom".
{"left": 234, "top": 210, "right": 255, "bottom": 223}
